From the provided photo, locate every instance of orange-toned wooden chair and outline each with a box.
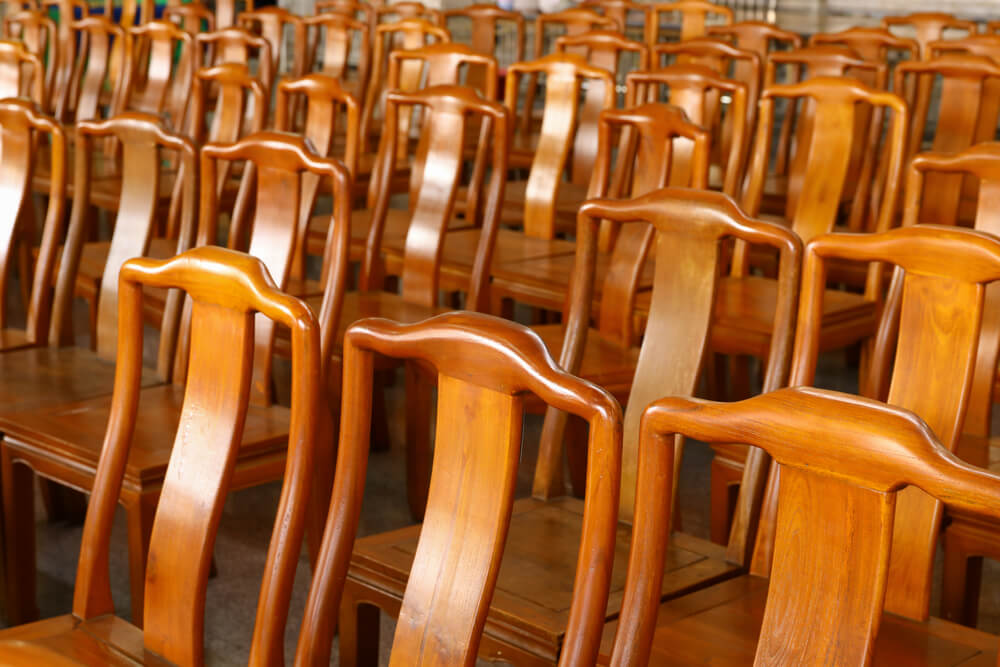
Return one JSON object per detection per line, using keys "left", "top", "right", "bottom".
{"left": 2, "top": 10, "right": 57, "bottom": 111}
{"left": 51, "top": 17, "right": 126, "bottom": 124}
{"left": 120, "top": 20, "right": 193, "bottom": 132}
{"left": 298, "top": 311, "right": 622, "bottom": 666}
{"left": 0, "top": 39, "right": 45, "bottom": 108}
{"left": 533, "top": 7, "right": 619, "bottom": 60}
{"left": 707, "top": 20, "right": 801, "bottom": 59}
{"left": 930, "top": 34, "right": 1000, "bottom": 64}
{"left": 315, "top": 0, "right": 376, "bottom": 37}
{"left": 554, "top": 29, "right": 649, "bottom": 103}
{"left": 444, "top": 3, "right": 525, "bottom": 69}
{"left": 303, "top": 12, "right": 371, "bottom": 100}
{"left": 312, "top": 85, "right": 507, "bottom": 521}
{"left": 580, "top": 0, "right": 651, "bottom": 43}
{"left": 895, "top": 55, "right": 1000, "bottom": 226}
{"left": 883, "top": 11, "right": 976, "bottom": 59}
{"left": 886, "top": 145, "right": 1000, "bottom": 627}
{"left": 275, "top": 73, "right": 360, "bottom": 282}
{"left": 238, "top": 6, "right": 306, "bottom": 80}
{"left": 0, "top": 131, "right": 350, "bottom": 627}
{"left": 163, "top": 1, "right": 214, "bottom": 35}
{"left": 705, "top": 77, "right": 907, "bottom": 543}
{"left": 335, "top": 186, "right": 798, "bottom": 667}
{"left": 193, "top": 26, "right": 274, "bottom": 97}
{"left": 359, "top": 18, "right": 449, "bottom": 154}
{"left": 612, "top": 385, "right": 1000, "bottom": 666}
{"left": 606, "top": 224, "right": 1000, "bottom": 665}
{"left": 375, "top": 0, "right": 443, "bottom": 27}
{"left": 810, "top": 25, "right": 919, "bottom": 67}
{"left": 42, "top": 0, "right": 88, "bottom": 111}
{"left": 0, "top": 247, "right": 323, "bottom": 666}
{"left": 647, "top": 0, "right": 733, "bottom": 46}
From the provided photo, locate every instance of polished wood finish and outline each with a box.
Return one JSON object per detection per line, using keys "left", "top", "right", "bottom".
{"left": 648, "top": 1, "right": 733, "bottom": 45}
{"left": 707, "top": 20, "right": 801, "bottom": 60}
{"left": 121, "top": 20, "right": 193, "bottom": 132}
{"left": 2, "top": 10, "right": 57, "bottom": 111}
{"left": 554, "top": 29, "right": 649, "bottom": 88}
{"left": 533, "top": 8, "right": 618, "bottom": 60}
{"left": 375, "top": 1, "right": 444, "bottom": 27}
{"left": 0, "top": 247, "right": 323, "bottom": 666}
{"left": 444, "top": 3, "right": 525, "bottom": 66}
{"left": 882, "top": 12, "right": 976, "bottom": 59}
{"left": 54, "top": 17, "right": 126, "bottom": 123}
{"left": 612, "top": 384, "right": 1000, "bottom": 666}
{"left": 299, "top": 311, "right": 621, "bottom": 666}
{"left": 194, "top": 26, "right": 274, "bottom": 97}
{"left": 810, "top": 26, "right": 919, "bottom": 65}
{"left": 163, "top": 2, "right": 215, "bottom": 35}
{"left": 0, "top": 39, "right": 45, "bottom": 108}
{"left": 303, "top": 12, "right": 371, "bottom": 97}
{"left": 1, "top": 131, "right": 350, "bottom": 628}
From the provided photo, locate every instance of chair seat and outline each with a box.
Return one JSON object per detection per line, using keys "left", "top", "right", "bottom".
{"left": 500, "top": 180, "right": 589, "bottom": 235}
{"left": 348, "top": 496, "right": 740, "bottom": 664}
{"left": 599, "top": 574, "right": 1000, "bottom": 665}
{"left": 0, "top": 347, "right": 160, "bottom": 415}
{"left": 0, "top": 383, "right": 290, "bottom": 486}
{"left": 531, "top": 324, "right": 639, "bottom": 395}
{"left": 703, "top": 275, "right": 879, "bottom": 358}
{"left": 0, "top": 614, "right": 170, "bottom": 666}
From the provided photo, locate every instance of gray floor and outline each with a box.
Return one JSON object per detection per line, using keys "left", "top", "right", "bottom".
{"left": 8, "top": 322, "right": 1000, "bottom": 664}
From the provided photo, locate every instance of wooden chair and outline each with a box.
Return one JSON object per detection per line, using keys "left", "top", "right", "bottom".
{"left": 275, "top": 73, "right": 360, "bottom": 282}
{"left": 238, "top": 6, "right": 307, "bottom": 80}
{"left": 0, "top": 98, "right": 66, "bottom": 353}
{"left": 580, "top": 0, "right": 652, "bottom": 44}
{"left": 0, "top": 39, "right": 45, "bottom": 108}
{"left": 359, "top": 18, "right": 449, "bottom": 154}
{"left": 810, "top": 26, "right": 919, "bottom": 67}
{"left": 314, "top": 0, "right": 376, "bottom": 37}
{"left": 443, "top": 3, "right": 525, "bottom": 69}
{"left": 706, "top": 20, "right": 801, "bottom": 60}
{"left": 120, "top": 20, "right": 194, "bottom": 132}
{"left": 163, "top": 1, "right": 214, "bottom": 35}
{"left": 336, "top": 186, "right": 799, "bottom": 666}
{"left": 52, "top": 17, "right": 126, "bottom": 124}
{"left": 895, "top": 55, "right": 1000, "bottom": 226}
{"left": 930, "top": 34, "right": 1000, "bottom": 64}
{"left": 705, "top": 77, "right": 907, "bottom": 542}
{"left": 554, "top": 29, "right": 649, "bottom": 102}
{"left": 100, "top": 0, "right": 152, "bottom": 30}
{"left": 303, "top": 12, "right": 371, "bottom": 100}
{"left": 375, "top": 1, "right": 443, "bottom": 27}
{"left": 533, "top": 8, "right": 619, "bottom": 60}
{"left": 297, "top": 311, "right": 622, "bottom": 666}
{"left": 883, "top": 12, "right": 976, "bottom": 59}
{"left": 612, "top": 385, "right": 1000, "bottom": 666}
{"left": 888, "top": 145, "right": 1000, "bottom": 627}
{"left": 0, "top": 246, "right": 323, "bottom": 666}
{"left": 0, "top": 131, "right": 350, "bottom": 627}
{"left": 42, "top": 0, "right": 87, "bottom": 113}
{"left": 2, "top": 10, "right": 57, "bottom": 111}
{"left": 193, "top": 26, "right": 274, "bottom": 98}
{"left": 311, "top": 85, "right": 507, "bottom": 521}
{"left": 606, "top": 224, "right": 1000, "bottom": 664}
{"left": 647, "top": 1, "right": 733, "bottom": 46}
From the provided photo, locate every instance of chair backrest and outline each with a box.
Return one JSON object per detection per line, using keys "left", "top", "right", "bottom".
{"left": 2, "top": 10, "right": 57, "bottom": 110}
{"left": 756, "top": 225, "right": 1000, "bottom": 623}
{"left": 810, "top": 26, "right": 918, "bottom": 66}
{"left": 930, "top": 34, "right": 1000, "bottom": 64}
{"left": 444, "top": 3, "right": 524, "bottom": 68}
{"left": 894, "top": 55, "right": 1000, "bottom": 214}
{"left": 100, "top": 0, "right": 151, "bottom": 29}
{"left": 43, "top": 0, "right": 87, "bottom": 109}
{"left": 189, "top": 63, "right": 267, "bottom": 194}
{"left": 71, "top": 247, "right": 322, "bottom": 666}
{"left": 764, "top": 44, "right": 886, "bottom": 88}
{"left": 707, "top": 20, "right": 801, "bottom": 60}
{"left": 555, "top": 29, "right": 649, "bottom": 106}
{"left": 0, "top": 39, "right": 44, "bottom": 108}
{"left": 164, "top": 1, "right": 215, "bottom": 35}
{"left": 580, "top": 0, "right": 651, "bottom": 37}
{"left": 55, "top": 17, "right": 126, "bottom": 122}
{"left": 739, "top": 77, "right": 906, "bottom": 264}
{"left": 388, "top": 41, "right": 498, "bottom": 101}
{"left": 0, "top": 99, "right": 65, "bottom": 347}
{"left": 315, "top": 0, "right": 375, "bottom": 35}
{"left": 625, "top": 65, "right": 750, "bottom": 199}
{"left": 900, "top": 144, "right": 1000, "bottom": 459}
{"left": 195, "top": 132, "right": 351, "bottom": 403}
{"left": 361, "top": 85, "right": 507, "bottom": 314}
{"left": 375, "top": 1, "right": 443, "bottom": 27}
{"left": 295, "top": 311, "right": 623, "bottom": 666}
{"left": 275, "top": 73, "right": 360, "bottom": 278}
{"left": 50, "top": 113, "right": 197, "bottom": 378}
{"left": 361, "top": 17, "right": 450, "bottom": 151}
{"left": 533, "top": 8, "right": 619, "bottom": 59}
{"left": 303, "top": 12, "right": 370, "bottom": 91}
{"left": 505, "top": 53, "right": 615, "bottom": 239}
{"left": 194, "top": 26, "right": 274, "bottom": 96}
{"left": 121, "top": 20, "right": 193, "bottom": 131}
{"left": 648, "top": 0, "right": 733, "bottom": 45}
{"left": 542, "top": 187, "right": 800, "bottom": 533}
{"left": 238, "top": 7, "right": 306, "bottom": 79}
{"left": 883, "top": 11, "right": 976, "bottom": 59}
{"left": 613, "top": 384, "right": 1000, "bottom": 666}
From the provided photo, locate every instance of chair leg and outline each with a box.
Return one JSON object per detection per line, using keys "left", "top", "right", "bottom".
{"left": 941, "top": 523, "right": 984, "bottom": 627}
{"left": 305, "top": 406, "right": 337, "bottom": 567}
{"left": 39, "top": 481, "right": 87, "bottom": 523}
{"left": 125, "top": 490, "right": 159, "bottom": 628}
{"left": 2, "top": 448, "right": 37, "bottom": 625}
{"left": 338, "top": 584, "right": 381, "bottom": 667}
{"left": 565, "top": 415, "right": 589, "bottom": 499}
{"left": 710, "top": 456, "right": 742, "bottom": 546}
{"left": 370, "top": 372, "right": 391, "bottom": 453}
{"left": 405, "top": 362, "right": 432, "bottom": 522}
